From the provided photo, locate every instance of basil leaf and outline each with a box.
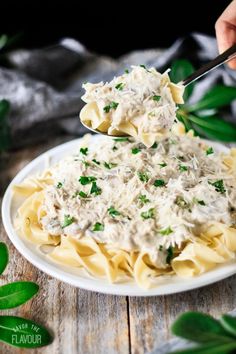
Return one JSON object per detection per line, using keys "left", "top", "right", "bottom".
{"left": 188, "top": 115, "right": 236, "bottom": 142}
{"left": 171, "top": 312, "right": 231, "bottom": 344}
{"left": 0, "top": 34, "right": 8, "bottom": 50}
{"left": 187, "top": 85, "right": 236, "bottom": 112}
{"left": 220, "top": 314, "right": 236, "bottom": 338}
{"left": 170, "top": 59, "right": 195, "bottom": 101}
{"left": 0, "top": 315, "right": 52, "bottom": 348}
{"left": 0, "top": 282, "right": 39, "bottom": 309}
{"left": 0, "top": 242, "right": 8, "bottom": 275}
{"left": 170, "top": 341, "right": 236, "bottom": 354}
{"left": 176, "top": 112, "right": 193, "bottom": 132}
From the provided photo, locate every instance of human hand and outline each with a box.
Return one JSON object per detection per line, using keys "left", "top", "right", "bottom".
{"left": 215, "top": 0, "right": 236, "bottom": 69}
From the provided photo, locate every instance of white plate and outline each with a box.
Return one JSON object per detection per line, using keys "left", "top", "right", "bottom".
{"left": 2, "top": 136, "right": 236, "bottom": 296}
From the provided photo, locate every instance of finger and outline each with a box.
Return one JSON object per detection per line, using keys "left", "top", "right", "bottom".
{"left": 215, "top": 20, "right": 236, "bottom": 69}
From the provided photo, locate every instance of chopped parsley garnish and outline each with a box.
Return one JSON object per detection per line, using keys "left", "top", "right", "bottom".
{"left": 131, "top": 147, "right": 141, "bottom": 154}
{"left": 90, "top": 181, "right": 102, "bottom": 195}
{"left": 159, "top": 245, "right": 163, "bottom": 251}
{"left": 158, "top": 162, "right": 167, "bottom": 168}
{"left": 115, "top": 82, "right": 124, "bottom": 90}
{"left": 138, "top": 194, "right": 150, "bottom": 204}
{"left": 62, "top": 215, "right": 75, "bottom": 228}
{"left": 78, "top": 191, "right": 88, "bottom": 198}
{"left": 179, "top": 165, "right": 188, "bottom": 172}
{"left": 153, "top": 179, "right": 165, "bottom": 187}
{"left": 206, "top": 147, "right": 214, "bottom": 155}
{"left": 175, "top": 196, "right": 189, "bottom": 209}
{"left": 92, "top": 222, "right": 104, "bottom": 232}
{"left": 103, "top": 101, "right": 119, "bottom": 113}
{"left": 208, "top": 179, "right": 226, "bottom": 194}
{"left": 80, "top": 147, "right": 88, "bottom": 156}
{"left": 197, "top": 200, "right": 206, "bottom": 206}
{"left": 153, "top": 95, "right": 161, "bottom": 102}
{"left": 92, "top": 159, "right": 100, "bottom": 165}
{"left": 82, "top": 160, "right": 90, "bottom": 167}
{"left": 137, "top": 171, "right": 149, "bottom": 183}
{"left": 56, "top": 182, "right": 63, "bottom": 189}
{"left": 108, "top": 206, "right": 121, "bottom": 217}
{"left": 159, "top": 226, "right": 173, "bottom": 236}
{"left": 79, "top": 176, "right": 96, "bottom": 185}
{"left": 104, "top": 162, "right": 117, "bottom": 169}
{"left": 113, "top": 137, "right": 130, "bottom": 142}
{"left": 140, "top": 64, "right": 147, "bottom": 69}
{"left": 112, "top": 145, "right": 118, "bottom": 151}
{"left": 166, "top": 246, "right": 174, "bottom": 265}
{"left": 141, "top": 208, "right": 155, "bottom": 220}
{"left": 125, "top": 69, "right": 129, "bottom": 74}
{"left": 151, "top": 142, "right": 158, "bottom": 148}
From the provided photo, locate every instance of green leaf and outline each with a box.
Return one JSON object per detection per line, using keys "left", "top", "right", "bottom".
{"left": 108, "top": 206, "right": 121, "bottom": 217}
{"left": 0, "top": 34, "right": 8, "bottom": 50}
{"left": 176, "top": 112, "right": 193, "bottom": 132}
{"left": 220, "top": 315, "right": 236, "bottom": 338}
{"left": 0, "top": 315, "right": 52, "bottom": 348}
{"left": 0, "top": 282, "right": 39, "bottom": 309}
{"left": 90, "top": 181, "right": 102, "bottom": 195}
{"left": 170, "top": 341, "right": 236, "bottom": 354}
{"left": 188, "top": 114, "right": 236, "bottom": 142}
{"left": 153, "top": 179, "right": 166, "bottom": 187}
{"left": 79, "top": 176, "right": 96, "bottom": 185}
{"left": 0, "top": 243, "right": 9, "bottom": 275}
{"left": 187, "top": 85, "right": 236, "bottom": 112}
{"left": 62, "top": 215, "right": 75, "bottom": 228}
{"left": 171, "top": 312, "right": 232, "bottom": 344}
{"left": 0, "top": 99, "right": 11, "bottom": 152}
{"left": 92, "top": 222, "right": 104, "bottom": 232}
{"left": 170, "top": 59, "right": 195, "bottom": 100}
{"left": 141, "top": 208, "right": 155, "bottom": 220}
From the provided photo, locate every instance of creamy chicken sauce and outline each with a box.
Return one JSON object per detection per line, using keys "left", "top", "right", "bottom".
{"left": 81, "top": 66, "right": 182, "bottom": 137}
{"left": 39, "top": 135, "right": 236, "bottom": 268}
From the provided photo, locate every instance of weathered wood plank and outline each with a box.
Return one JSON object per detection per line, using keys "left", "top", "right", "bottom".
{"left": 128, "top": 275, "right": 236, "bottom": 354}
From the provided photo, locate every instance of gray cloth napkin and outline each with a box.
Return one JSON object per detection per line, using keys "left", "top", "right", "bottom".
{"left": 1, "top": 33, "right": 236, "bottom": 148}
{"left": 150, "top": 308, "right": 236, "bottom": 354}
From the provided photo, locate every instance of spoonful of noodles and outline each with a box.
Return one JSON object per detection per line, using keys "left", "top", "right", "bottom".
{"left": 80, "top": 43, "right": 236, "bottom": 146}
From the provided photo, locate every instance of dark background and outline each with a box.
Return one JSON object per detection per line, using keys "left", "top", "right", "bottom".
{"left": 0, "top": 0, "right": 232, "bottom": 57}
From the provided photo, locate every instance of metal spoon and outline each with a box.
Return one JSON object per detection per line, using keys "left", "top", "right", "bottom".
{"left": 81, "top": 43, "right": 236, "bottom": 137}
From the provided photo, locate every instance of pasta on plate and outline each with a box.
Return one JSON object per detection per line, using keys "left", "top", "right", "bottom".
{"left": 80, "top": 65, "right": 184, "bottom": 147}
{"left": 13, "top": 127, "right": 236, "bottom": 289}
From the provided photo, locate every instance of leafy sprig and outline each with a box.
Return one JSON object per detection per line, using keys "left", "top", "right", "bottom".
{"left": 170, "top": 311, "right": 236, "bottom": 354}
{"left": 0, "top": 242, "right": 52, "bottom": 348}
{"left": 170, "top": 59, "right": 236, "bottom": 142}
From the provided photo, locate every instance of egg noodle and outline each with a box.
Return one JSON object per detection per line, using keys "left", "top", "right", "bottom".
{"left": 14, "top": 124, "right": 236, "bottom": 289}
{"left": 80, "top": 65, "right": 184, "bottom": 147}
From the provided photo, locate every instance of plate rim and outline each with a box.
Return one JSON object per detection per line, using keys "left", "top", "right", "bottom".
{"left": 2, "top": 136, "right": 236, "bottom": 297}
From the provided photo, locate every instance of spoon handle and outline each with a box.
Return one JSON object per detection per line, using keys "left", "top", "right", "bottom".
{"left": 181, "top": 43, "right": 236, "bottom": 87}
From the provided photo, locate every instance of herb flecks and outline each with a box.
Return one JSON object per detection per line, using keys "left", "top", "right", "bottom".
{"left": 80, "top": 147, "right": 88, "bottom": 156}
{"left": 132, "top": 147, "right": 141, "bottom": 154}
{"left": 166, "top": 246, "right": 174, "bottom": 265}
{"left": 154, "top": 179, "right": 165, "bottom": 187}
{"left": 79, "top": 176, "right": 96, "bottom": 185}
{"left": 62, "top": 215, "right": 75, "bottom": 228}
{"left": 153, "top": 95, "right": 161, "bottom": 102}
{"left": 138, "top": 194, "right": 150, "bottom": 204}
{"left": 141, "top": 208, "right": 155, "bottom": 219}
{"left": 115, "top": 83, "right": 124, "bottom": 90}
{"left": 158, "top": 162, "right": 167, "bottom": 168}
{"left": 113, "top": 137, "right": 130, "bottom": 142}
{"left": 56, "top": 182, "right": 63, "bottom": 189}
{"left": 151, "top": 142, "right": 158, "bottom": 148}
{"left": 92, "top": 222, "right": 104, "bottom": 232}
{"left": 137, "top": 171, "right": 149, "bottom": 183}
{"left": 160, "top": 226, "right": 173, "bottom": 236}
{"left": 179, "top": 165, "right": 188, "bottom": 172}
{"left": 92, "top": 159, "right": 100, "bottom": 165}
{"left": 78, "top": 191, "right": 88, "bottom": 198}
{"left": 206, "top": 147, "right": 214, "bottom": 155}
{"left": 108, "top": 206, "right": 121, "bottom": 218}
{"left": 104, "top": 162, "right": 118, "bottom": 169}
{"left": 90, "top": 181, "right": 102, "bottom": 195}
{"left": 208, "top": 179, "right": 226, "bottom": 194}
{"left": 103, "top": 101, "right": 119, "bottom": 113}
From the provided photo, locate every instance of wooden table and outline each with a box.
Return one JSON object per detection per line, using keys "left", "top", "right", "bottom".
{"left": 1, "top": 136, "right": 236, "bottom": 354}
